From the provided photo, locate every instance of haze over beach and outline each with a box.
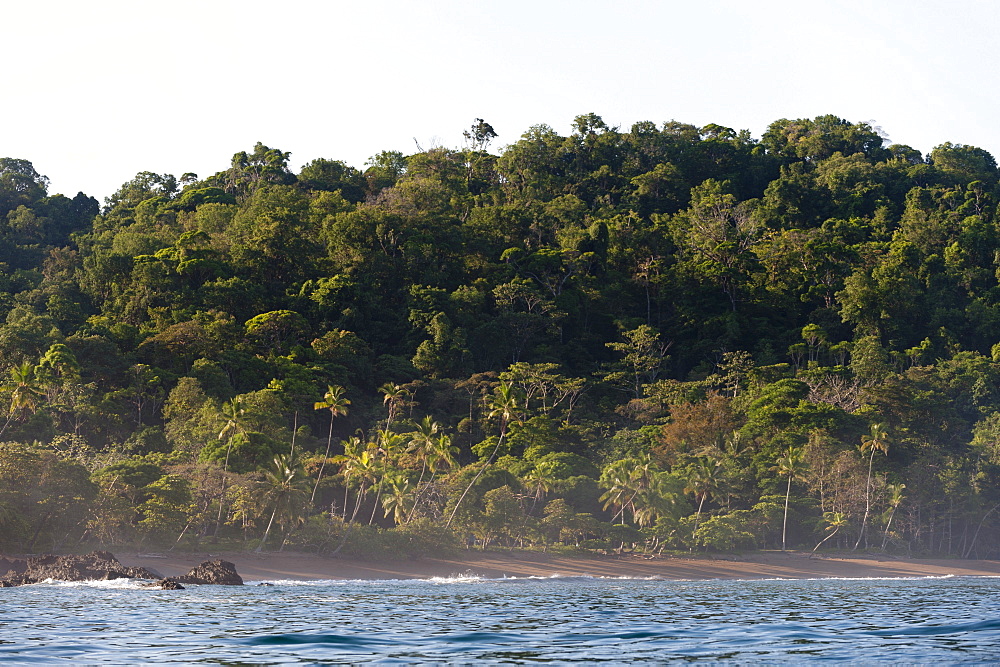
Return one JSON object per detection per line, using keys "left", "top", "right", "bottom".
{"left": 118, "top": 550, "right": 1000, "bottom": 583}
{"left": 6, "top": 0, "right": 1000, "bottom": 201}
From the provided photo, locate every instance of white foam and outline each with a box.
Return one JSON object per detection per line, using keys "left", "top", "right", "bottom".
{"left": 43, "top": 577, "right": 150, "bottom": 589}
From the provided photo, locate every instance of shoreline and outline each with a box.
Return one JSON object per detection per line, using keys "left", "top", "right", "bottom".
{"left": 116, "top": 550, "right": 1000, "bottom": 583}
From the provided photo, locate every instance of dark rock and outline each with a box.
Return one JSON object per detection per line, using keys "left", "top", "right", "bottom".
{"left": 141, "top": 579, "right": 185, "bottom": 590}
{"left": 0, "top": 557, "right": 26, "bottom": 576}
{"left": 169, "top": 559, "right": 244, "bottom": 586}
{"left": 0, "top": 551, "right": 160, "bottom": 587}
{"left": 257, "top": 582, "right": 274, "bottom": 586}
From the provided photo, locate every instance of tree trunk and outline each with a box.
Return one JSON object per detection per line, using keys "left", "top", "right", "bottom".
{"left": 256, "top": 506, "right": 278, "bottom": 553}
{"left": 311, "top": 416, "right": 335, "bottom": 504}
{"left": 447, "top": 433, "right": 505, "bottom": 529}
{"left": 782, "top": 475, "right": 792, "bottom": 551}
{"left": 853, "top": 449, "right": 875, "bottom": 550}
{"left": 810, "top": 527, "right": 840, "bottom": 558}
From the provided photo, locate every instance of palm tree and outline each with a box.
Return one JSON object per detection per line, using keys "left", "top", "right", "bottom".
{"left": 686, "top": 456, "right": 722, "bottom": 543}
{"left": 405, "top": 416, "right": 441, "bottom": 519}
{"left": 599, "top": 454, "right": 670, "bottom": 526}
{"left": 880, "top": 482, "right": 905, "bottom": 550}
{"left": 368, "top": 430, "right": 407, "bottom": 524}
{"left": 213, "top": 397, "right": 246, "bottom": 537}
{"left": 633, "top": 470, "right": 683, "bottom": 529}
{"left": 524, "top": 459, "right": 559, "bottom": 513}
{"left": 811, "top": 511, "right": 848, "bottom": 556}
{"left": 379, "top": 467, "right": 412, "bottom": 525}
{"left": 428, "top": 433, "right": 459, "bottom": 476}
{"left": 600, "top": 457, "right": 641, "bottom": 523}
{"left": 773, "top": 445, "right": 807, "bottom": 551}
{"left": 447, "top": 382, "right": 521, "bottom": 528}
{"left": 379, "top": 383, "right": 409, "bottom": 427}
{"left": 0, "top": 362, "right": 44, "bottom": 436}
{"left": 256, "top": 452, "right": 310, "bottom": 553}
{"left": 311, "top": 385, "right": 350, "bottom": 504}
{"left": 331, "top": 436, "right": 372, "bottom": 524}
{"left": 854, "top": 423, "right": 890, "bottom": 550}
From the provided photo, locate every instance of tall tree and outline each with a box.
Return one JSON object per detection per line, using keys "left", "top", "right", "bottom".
{"left": 213, "top": 397, "right": 246, "bottom": 537}
{"left": 854, "top": 423, "right": 890, "bottom": 550}
{"left": 773, "top": 445, "right": 807, "bottom": 551}
{"left": 311, "top": 385, "right": 350, "bottom": 504}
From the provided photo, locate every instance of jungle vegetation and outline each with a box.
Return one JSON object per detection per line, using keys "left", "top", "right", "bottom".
{"left": 2, "top": 113, "right": 1000, "bottom": 559}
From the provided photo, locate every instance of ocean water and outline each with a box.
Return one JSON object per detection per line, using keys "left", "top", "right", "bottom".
{"left": 2, "top": 574, "right": 999, "bottom": 663}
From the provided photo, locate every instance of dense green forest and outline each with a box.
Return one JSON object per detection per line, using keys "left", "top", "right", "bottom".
{"left": 2, "top": 113, "right": 1000, "bottom": 559}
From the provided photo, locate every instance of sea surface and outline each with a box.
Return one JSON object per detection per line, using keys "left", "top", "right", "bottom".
{"left": 2, "top": 573, "right": 999, "bottom": 663}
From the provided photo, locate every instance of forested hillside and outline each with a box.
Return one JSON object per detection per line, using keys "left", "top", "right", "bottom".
{"left": 2, "top": 114, "right": 999, "bottom": 558}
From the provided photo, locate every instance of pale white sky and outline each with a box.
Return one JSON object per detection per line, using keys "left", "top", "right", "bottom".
{"left": 6, "top": 0, "right": 1000, "bottom": 201}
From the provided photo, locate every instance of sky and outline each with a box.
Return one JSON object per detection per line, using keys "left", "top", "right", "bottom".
{"left": 6, "top": 0, "right": 1000, "bottom": 202}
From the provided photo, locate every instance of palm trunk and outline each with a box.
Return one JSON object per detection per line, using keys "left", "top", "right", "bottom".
{"left": 963, "top": 503, "right": 1000, "bottom": 559}
{"left": 447, "top": 433, "right": 504, "bottom": 528}
{"left": 691, "top": 493, "right": 707, "bottom": 550}
{"left": 406, "top": 461, "right": 428, "bottom": 522}
{"left": 782, "top": 475, "right": 792, "bottom": 551}
{"left": 311, "top": 416, "right": 335, "bottom": 504}
{"left": 368, "top": 477, "right": 385, "bottom": 525}
{"left": 853, "top": 449, "right": 875, "bottom": 550}
{"left": 881, "top": 507, "right": 898, "bottom": 550}
{"left": 331, "top": 485, "right": 368, "bottom": 556}
{"left": 256, "top": 506, "right": 279, "bottom": 553}
{"left": 810, "top": 527, "right": 841, "bottom": 557}
{"left": 170, "top": 519, "right": 193, "bottom": 551}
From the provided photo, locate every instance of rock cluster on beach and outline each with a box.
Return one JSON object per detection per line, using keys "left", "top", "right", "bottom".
{"left": 0, "top": 551, "right": 243, "bottom": 588}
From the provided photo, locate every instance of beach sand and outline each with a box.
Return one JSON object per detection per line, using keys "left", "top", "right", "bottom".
{"left": 119, "top": 549, "right": 1000, "bottom": 583}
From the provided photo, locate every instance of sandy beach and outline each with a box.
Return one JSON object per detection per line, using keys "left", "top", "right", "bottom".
{"left": 118, "top": 549, "right": 1000, "bottom": 583}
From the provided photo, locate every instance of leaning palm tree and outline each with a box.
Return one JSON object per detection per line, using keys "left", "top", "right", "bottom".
{"left": 256, "top": 452, "right": 310, "bottom": 553}
{"left": 311, "top": 385, "right": 350, "bottom": 504}
{"left": 880, "top": 482, "right": 905, "bottom": 550}
{"left": 773, "top": 445, "right": 808, "bottom": 551}
{"left": 811, "top": 511, "right": 848, "bottom": 556}
{"left": 447, "top": 382, "right": 521, "bottom": 528}
{"left": 854, "top": 423, "right": 890, "bottom": 550}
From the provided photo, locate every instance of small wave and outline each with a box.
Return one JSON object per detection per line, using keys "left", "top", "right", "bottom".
{"left": 42, "top": 578, "right": 149, "bottom": 590}
{"left": 683, "top": 574, "right": 962, "bottom": 583}
{"left": 243, "top": 578, "right": 353, "bottom": 586}
{"left": 246, "top": 633, "right": 388, "bottom": 647}
{"left": 797, "top": 574, "right": 958, "bottom": 582}
{"left": 866, "top": 618, "right": 1000, "bottom": 637}
{"left": 436, "top": 631, "right": 530, "bottom": 644}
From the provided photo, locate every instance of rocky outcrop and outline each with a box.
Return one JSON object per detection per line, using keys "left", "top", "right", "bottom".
{"left": 168, "top": 559, "right": 243, "bottom": 586}
{"left": 0, "top": 551, "right": 160, "bottom": 586}
{"left": 0, "top": 552, "right": 243, "bottom": 588}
